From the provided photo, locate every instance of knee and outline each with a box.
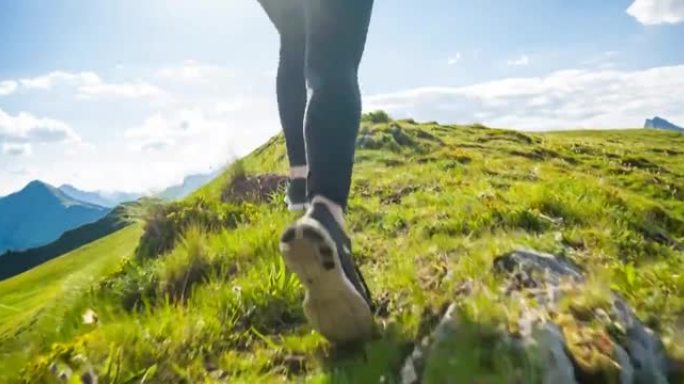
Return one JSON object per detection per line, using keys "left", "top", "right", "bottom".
{"left": 306, "top": 67, "right": 358, "bottom": 95}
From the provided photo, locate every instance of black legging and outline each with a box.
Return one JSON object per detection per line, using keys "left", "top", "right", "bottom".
{"left": 258, "top": 0, "right": 374, "bottom": 209}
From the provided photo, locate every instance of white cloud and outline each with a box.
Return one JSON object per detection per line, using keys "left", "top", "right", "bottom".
{"left": 1, "top": 61, "right": 279, "bottom": 196}
{"left": 365, "top": 65, "right": 684, "bottom": 130}
{"left": 18, "top": 71, "right": 164, "bottom": 99}
{"left": 20, "top": 71, "right": 98, "bottom": 90}
{"left": 447, "top": 53, "right": 462, "bottom": 65}
{"left": 77, "top": 81, "right": 164, "bottom": 99}
{"left": 124, "top": 113, "right": 196, "bottom": 151}
{"left": 0, "top": 81, "right": 18, "bottom": 96}
{"left": 627, "top": 0, "right": 684, "bottom": 25}
{"left": 6, "top": 166, "right": 29, "bottom": 176}
{"left": 507, "top": 55, "right": 530, "bottom": 66}
{"left": 2, "top": 143, "right": 32, "bottom": 156}
{"left": 89, "top": 99, "right": 276, "bottom": 194}
{"left": 580, "top": 51, "right": 620, "bottom": 70}
{"left": 157, "top": 61, "right": 235, "bottom": 83}
{"left": 0, "top": 108, "right": 81, "bottom": 144}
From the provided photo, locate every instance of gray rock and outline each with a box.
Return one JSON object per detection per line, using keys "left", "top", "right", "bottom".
{"left": 493, "top": 249, "right": 584, "bottom": 283}
{"left": 400, "top": 249, "right": 675, "bottom": 383}
{"left": 614, "top": 342, "right": 634, "bottom": 384}
{"left": 612, "top": 298, "right": 669, "bottom": 384}
{"left": 81, "top": 369, "right": 98, "bottom": 384}
{"left": 357, "top": 134, "right": 380, "bottom": 149}
{"left": 494, "top": 249, "right": 672, "bottom": 383}
{"left": 400, "top": 304, "right": 458, "bottom": 384}
{"left": 389, "top": 125, "right": 414, "bottom": 147}
{"left": 533, "top": 323, "right": 577, "bottom": 384}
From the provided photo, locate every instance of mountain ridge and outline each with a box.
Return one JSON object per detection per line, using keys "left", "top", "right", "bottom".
{"left": 0, "top": 204, "right": 133, "bottom": 280}
{"left": 58, "top": 184, "right": 141, "bottom": 208}
{"left": 645, "top": 116, "right": 684, "bottom": 132}
{"left": 54, "top": 170, "right": 221, "bottom": 207}
{"left": 0, "top": 180, "right": 109, "bottom": 254}
{"left": 156, "top": 169, "right": 222, "bottom": 200}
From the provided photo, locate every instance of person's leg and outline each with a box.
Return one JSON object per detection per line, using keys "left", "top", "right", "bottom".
{"left": 258, "top": 0, "right": 308, "bottom": 208}
{"left": 279, "top": 0, "right": 375, "bottom": 344}
{"left": 303, "top": 0, "right": 374, "bottom": 219}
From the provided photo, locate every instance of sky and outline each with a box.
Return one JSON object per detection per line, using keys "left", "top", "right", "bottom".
{"left": 1, "top": 0, "right": 683, "bottom": 196}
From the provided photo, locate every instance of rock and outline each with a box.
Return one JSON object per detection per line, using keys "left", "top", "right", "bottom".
{"left": 357, "top": 134, "right": 380, "bottom": 149}
{"left": 80, "top": 369, "right": 98, "bottom": 384}
{"left": 400, "top": 249, "right": 676, "bottom": 383}
{"left": 400, "top": 304, "right": 458, "bottom": 384}
{"left": 533, "top": 324, "right": 577, "bottom": 384}
{"left": 614, "top": 342, "right": 635, "bottom": 384}
{"left": 389, "top": 125, "right": 414, "bottom": 147}
{"left": 493, "top": 249, "right": 583, "bottom": 283}
{"left": 495, "top": 249, "right": 673, "bottom": 384}
{"left": 400, "top": 352, "right": 420, "bottom": 384}
{"left": 613, "top": 298, "right": 669, "bottom": 384}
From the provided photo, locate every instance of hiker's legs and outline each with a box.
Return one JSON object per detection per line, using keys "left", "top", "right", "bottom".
{"left": 258, "top": 0, "right": 308, "bottom": 173}
{"left": 304, "top": 0, "right": 374, "bottom": 211}
{"left": 277, "top": 0, "right": 376, "bottom": 343}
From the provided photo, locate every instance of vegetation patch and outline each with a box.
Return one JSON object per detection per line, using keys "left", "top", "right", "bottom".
{"left": 134, "top": 198, "right": 247, "bottom": 260}
{"left": 221, "top": 173, "right": 288, "bottom": 204}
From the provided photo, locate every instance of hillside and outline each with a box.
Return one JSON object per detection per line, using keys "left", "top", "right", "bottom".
{"left": 0, "top": 204, "right": 133, "bottom": 281}
{"left": 1, "top": 118, "right": 683, "bottom": 383}
{"left": 0, "top": 225, "right": 141, "bottom": 376}
{"left": 0, "top": 181, "right": 110, "bottom": 254}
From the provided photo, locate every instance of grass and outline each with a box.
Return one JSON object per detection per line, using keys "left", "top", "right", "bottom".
{"left": 1, "top": 117, "right": 684, "bottom": 383}
{"left": 0, "top": 225, "right": 142, "bottom": 379}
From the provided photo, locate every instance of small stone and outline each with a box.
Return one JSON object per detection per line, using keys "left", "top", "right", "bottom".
{"left": 400, "top": 360, "right": 419, "bottom": 384}
{"left": 58, "top": 369, "right": 71, "bottom": 381}
{"left": 81, "top": 369, "right": 98, "bottom": 384}
{"left": 82, "top": 309, "right": 98, "bottom": 325}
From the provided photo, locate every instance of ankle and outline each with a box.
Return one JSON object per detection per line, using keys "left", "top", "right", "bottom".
{"left": 311, "top": 195, "right": 345, "bottom": 227}
{"left": 290, "top": 165, "right": 307, "bottom": 179}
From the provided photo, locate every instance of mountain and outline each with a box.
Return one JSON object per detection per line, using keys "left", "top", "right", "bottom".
{"left": 0, "top": 181, "right": 110, "bottom": 254}
{"left": 59, "top": 184, "right": 142, "bottom": 208}
{"left": 644, "top": 116, "right": 684, "bottom": 132}
{"left": 157, "top": 170, "right": 221, "bottom": 200}
{"left": 0, "top": 204, "right": 132, "bottom": 280}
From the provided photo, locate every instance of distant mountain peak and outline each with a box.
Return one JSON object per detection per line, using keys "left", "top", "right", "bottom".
{"left": 23, "top": 180, "right": 52, "bottom": 191}
{"left": 644, "top": 116, "right": 683, "bottom": 132}
{"left": 17, "top": 180, "right": 68, "bottom": 203}
{"left": 0, "top": 180, "right": 109, "bottom": 254}
{"left": 58, "top": 185, "right": 142, "bottom": 208}
{"left": 157, "top": 169, "right": 221, "bottom": 200}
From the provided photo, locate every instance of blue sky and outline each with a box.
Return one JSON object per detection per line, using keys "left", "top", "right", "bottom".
{"left": 1, "top": 0, "right": 683, "bottom": 195}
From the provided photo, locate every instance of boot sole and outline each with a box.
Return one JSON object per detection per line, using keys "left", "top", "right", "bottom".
{"left": 279, "top": 217, "right": 373, "bottom": 344}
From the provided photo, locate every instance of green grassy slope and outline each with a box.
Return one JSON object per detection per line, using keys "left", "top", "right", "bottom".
{"left": 2, "top": 118, "right": 684, "bottom": 383}
{"left": 0, "top": 225, "right": 142, "bottom": 379}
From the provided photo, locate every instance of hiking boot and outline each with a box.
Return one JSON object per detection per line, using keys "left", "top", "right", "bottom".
{"left": 285, "top": 178, "right": 307, "bottom": 211}
{"left": 279, "top": 202, "right": 373, "bottom": 343}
